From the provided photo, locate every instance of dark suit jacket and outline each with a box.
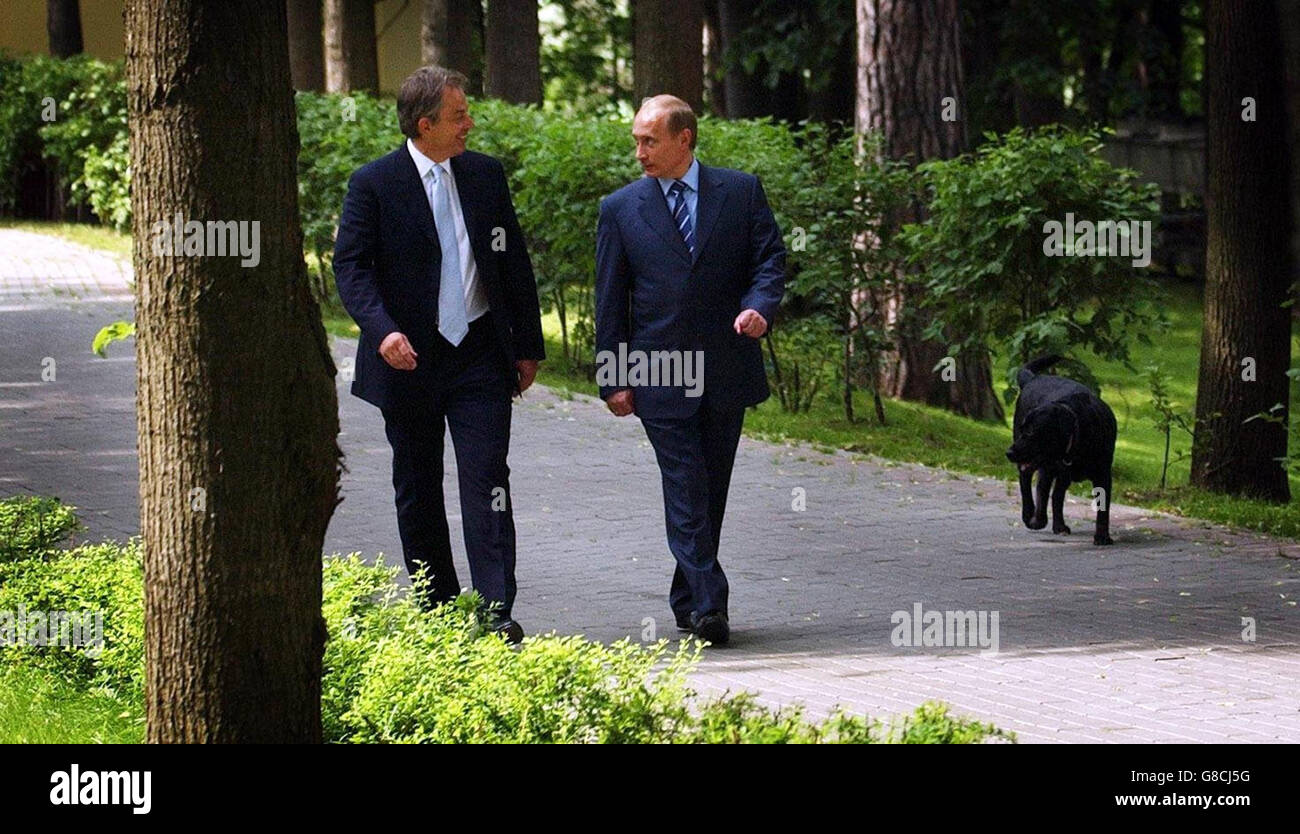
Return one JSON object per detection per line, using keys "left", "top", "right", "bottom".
{"left": 595, "top": 162, "right": 785, "bottom": 418}
{"left": 333, "top": 146, "right": 545, "bottom": 411}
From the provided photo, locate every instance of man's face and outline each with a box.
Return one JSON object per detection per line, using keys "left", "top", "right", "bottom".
{"left": 419, "top": 85, "right": 473, "bottom": 160}
{"left": 632, "top": 107, "right": 692, "bottom": 178}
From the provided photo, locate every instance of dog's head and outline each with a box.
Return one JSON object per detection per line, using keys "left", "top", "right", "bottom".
{"left": 1006, "top": 403, "right": 1079, "bottom": 472}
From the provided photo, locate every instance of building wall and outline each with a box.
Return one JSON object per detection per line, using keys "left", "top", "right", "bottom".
{"left": 1, "top": 0, "right": 425, "bottom": 95}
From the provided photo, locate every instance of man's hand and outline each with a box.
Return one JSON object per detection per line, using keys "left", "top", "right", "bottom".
{"left": 734, "top": 309, "right": 768, "bottom": 338}
{"left": 605, "top": 389, "right": 635, "bottom": 417}
{"left": 515, "top": 359, "right": 539, "bottom": 394}
{"left": 379, "top": 332, "right": 418, "bottom": 370}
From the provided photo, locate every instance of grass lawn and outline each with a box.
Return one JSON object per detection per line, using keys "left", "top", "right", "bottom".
{"left": 13, "top": 220, "right": 1299, "bottom": 538}
{"left": 0, "top": 666, "right": 143, "bottom": 743}
{"left": 0, "top": 218, "right": 133, "bottom": 258}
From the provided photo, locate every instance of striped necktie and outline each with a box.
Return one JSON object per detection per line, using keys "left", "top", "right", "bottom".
{"left": 668, "top": 179, "right": 695, "bottom": 255}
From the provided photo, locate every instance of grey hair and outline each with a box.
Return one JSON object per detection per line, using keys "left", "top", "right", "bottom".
{"left": 397, "top": 65, "right": 468, "bottom": 139}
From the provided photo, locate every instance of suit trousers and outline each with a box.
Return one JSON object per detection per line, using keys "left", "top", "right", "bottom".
{"left": 639, "top": 402, "right": 746, "bottom": 621}
{"left": 380, "top": 312, "right": 518, "bottom": 618}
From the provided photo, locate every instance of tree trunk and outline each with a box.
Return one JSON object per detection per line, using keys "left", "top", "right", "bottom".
{"left": 324, "top": 0, "right": 379, "bottom": 93}
{"left": 422, "top": 0, "right": 484, "bottom": 96}
{"left": 634, "top": 0, "right": 703, "bottom": 111}
{"left": 857, "top": 0, "right": 1003, "bottom": 421}
{"left": 1191, "top": 0, "right": 1292, "bottom": 502}
{"left": 287, "top": 0, "right": 325, "bottom": 92}
{"left": 125, "top": 0, "right": 342, "bottom": 742}
{"left": 47, "top": 0, "right": 84, "bottom": 57}
{"left": 703, "top": 0, "right": 726, "bottom": 113}
{"left": 485, "top": 0, "right": 541, "bottom": 104}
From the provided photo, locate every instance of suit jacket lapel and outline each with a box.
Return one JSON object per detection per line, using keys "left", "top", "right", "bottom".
{"left": 637, "top": 178, "right": 692, "bottom": 264}
{"left": 395, "top": 145, "right": 439, "bottom": 244}
{"left": 691, "top": 163, "right": 726, "bottom": 265}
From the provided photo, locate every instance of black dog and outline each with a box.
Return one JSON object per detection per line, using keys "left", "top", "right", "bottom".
{"left": 1006, "top": 355, "right": 1116, "bottom": 545}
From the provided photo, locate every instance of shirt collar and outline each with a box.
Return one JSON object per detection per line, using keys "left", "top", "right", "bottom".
{"left": 407, "top": 138, "right": 450, "bottom": 180}
{"left": 657, "top": 157, "right": 699, "bottom": 196}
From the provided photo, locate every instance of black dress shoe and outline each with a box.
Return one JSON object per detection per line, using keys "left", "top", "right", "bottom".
{"left": 690, "top": 612, "right": 729, "bottom": 645}
{"left": 675, "top": 612, "right": 694, "bottom": 631}
{"left": 492, "top": 619, "right": 525, "bottom": 645}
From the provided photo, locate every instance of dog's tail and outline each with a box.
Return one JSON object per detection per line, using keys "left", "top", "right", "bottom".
{"left": 1017, "top": 354, "right": 1063, "bottom": 388}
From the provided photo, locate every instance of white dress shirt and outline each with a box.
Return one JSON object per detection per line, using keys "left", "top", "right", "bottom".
{"left": 406, "top": 138, "right": 488, "bottom": 322}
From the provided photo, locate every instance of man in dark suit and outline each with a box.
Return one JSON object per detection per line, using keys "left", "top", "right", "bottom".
{"left": 595, "top": 94, "right": 786, "bottom": 646}
{"left": 333, "top": 66, "right": 544, "bottom": 643}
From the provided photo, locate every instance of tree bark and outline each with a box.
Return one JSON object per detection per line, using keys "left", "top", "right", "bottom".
{"left": 125, "top": 0, "right": 341, "bottom": 742}
{"left": 485, "top": 0, "right": 541, "bottom": 104}
{"left": 422, "top": 0, "right": 484, "bottom": 96}
{"left": 857, "top": 0, "right": 1003, "bottom": 421}
{"left": 1191, "top": 0, "right": 1292, "bottom": 501}
{"left": 634, "top": 0, "right": 703, "bottom": 111}
{"left": 287, "top": 0, "right": 325, "bottom": 92}
{"left": 47, "top": 0, "right": 84, "bottom": 57}
{"left": 324, "top": 0, "right": 379, "bottom": 93}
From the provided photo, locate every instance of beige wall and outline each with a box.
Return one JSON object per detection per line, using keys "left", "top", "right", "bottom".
{"left": 2, "top": 0, "right": 427, "bottom": 95}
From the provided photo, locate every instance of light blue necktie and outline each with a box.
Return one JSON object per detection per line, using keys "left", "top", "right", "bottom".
{"left": 428, "top": 164, "right": 468, "bottom": 346}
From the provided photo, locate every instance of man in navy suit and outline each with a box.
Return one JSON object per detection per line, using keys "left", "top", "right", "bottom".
{"left": 595, "top": 95, "right": 786, "bottom": 646}
{"left": 333, "top": 66, "right": 544, "bottom": 643}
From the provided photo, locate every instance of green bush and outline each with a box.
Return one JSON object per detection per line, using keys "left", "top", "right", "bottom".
{"left": 905, "top": 126, "right": 1166, "bottom": 399}
{"left": 0, "top": 539, "right": 144, "bottom": 700}
{"left": 295, "top": 91, "right": 403, "bottom": 307}
{"left": 0, "top": 53, "right": 125, "bottom": 215}
{"left": 80, "top": 131, "right": 130, "bottom": 232}
{"left": 0, "top": 495, "right": 82, "bottom": 562}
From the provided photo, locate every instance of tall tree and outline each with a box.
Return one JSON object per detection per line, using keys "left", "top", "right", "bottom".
{"left": 47, "top": 0, "right": 84, "bottom": 57}
{"left": 324, "top": 0, "right": 379, "bottom": 93}
{"left": 485, "top": 0, "right": 542, "bottom": 104}
{"left": 634, "top": 0, "right": 703, "bottom": 110}
{"left": 288, "top": 0, "right": 325, "bottom": 92}
{"left": 857, "top": 0, "right": 1003, "bottom": 421}
{"left": 125, "top": 0, "right": 341, "bottom": 742}
{"left": 1191, "top": 0, "right": 1292, "bottom": 502}
{"left": 422, "top": 0, "right": 484, "bottom": 96}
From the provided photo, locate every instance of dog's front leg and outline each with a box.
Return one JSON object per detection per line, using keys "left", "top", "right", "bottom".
{"left": 1093, "top": 470, "right": 1114, "bottom": 545}
{"left": 1027, "top": 468, "right": 1050, "bottom": 530}
{"left": 1050, "top": 473, "right": 1071, "bottom": 534}
{"left": 1019, "top": 467, "right": 1036, "bottom": 527}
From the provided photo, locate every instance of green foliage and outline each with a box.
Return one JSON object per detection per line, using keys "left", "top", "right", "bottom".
{"left": 295, "top": 91, "right": 403, "bottom": 308}
{"left": 1146, "top": 363, "right": 1194, "bottom": 490}
{"left": 80, "top": 132, "right": 130, "bottom": 232}
{"left": 904, "top": 126, "right": 1166, "bottom": 401}
{"left": 539, "top": 0, "right": 633, "bottom": 116}
{"left": 513, "top": 113, "right": 637, "bottom": 368}
{"left": 35, "top": 57, "right": 126, "bottom": 206}
{"left": 0, "top": 495, "right": 82, "bottom": 562}
{"left": 91, "top": 319, "right": 135, "bottom": 357}
{"left": 0, "top": 539, "right": 145, "bottom": 701}
{"left": 0, "top": 53, "right": 126, "bottom": 219}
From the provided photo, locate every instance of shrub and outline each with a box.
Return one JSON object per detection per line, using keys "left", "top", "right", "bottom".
{"left": 904, "top": 126, "right": 1166, "bottom": 399}
{"left": 0, "top": 539, "right": 144, "bottom": 701}
{"left": 0, "top": 495, "right": 82, "bottom": 562}
{"left": 0, "top": 53, "right": 125, "bottom": 215}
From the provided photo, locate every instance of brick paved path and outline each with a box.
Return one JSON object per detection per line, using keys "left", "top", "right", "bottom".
{"left": 3, "top": 229, "right": 1298, "bottom": 742}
